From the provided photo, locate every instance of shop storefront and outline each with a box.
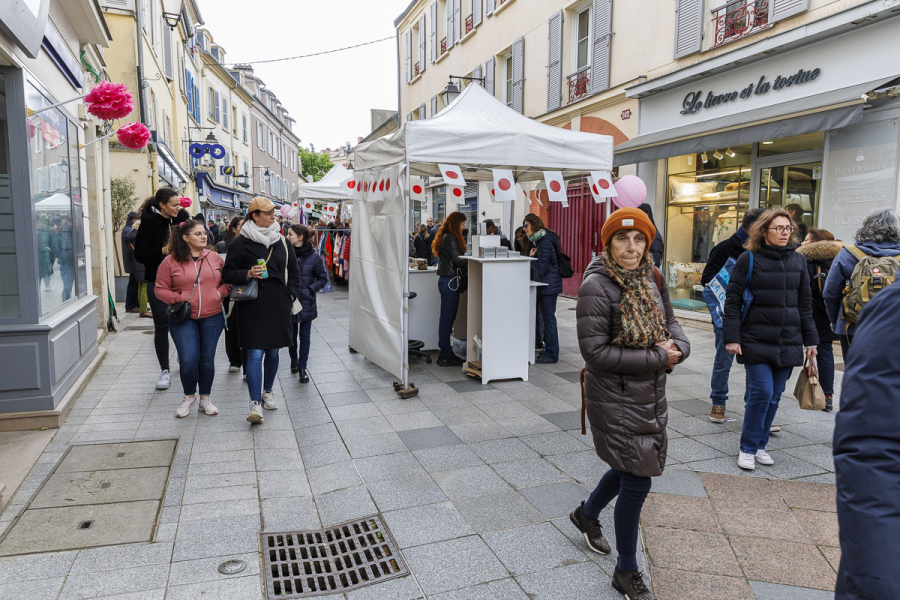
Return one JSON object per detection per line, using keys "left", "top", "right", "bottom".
{"left": 615, "top": 15, "right": 900, "bottom": 316}
{"left": 195, "top": 172, "right": 243, "bottom": 220}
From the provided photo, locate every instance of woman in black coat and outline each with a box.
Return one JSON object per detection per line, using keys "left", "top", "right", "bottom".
{"left": 724, "top": 209, "right": 818, "bottom": 471}
{"left": 133, "top": 188, "right": 190, "bottom": 391}
{"left": 286, "top": 224, "right": 328, "bottom": 383}
{"left": 413, "top": 224, "right": 431, "bottom": 261}
{"left": 525, "top": 214, "right": 562, "bottom": 364}
{"left": 222, "top": 198, "right": 301, "bottom": 425}
{"left": 797, "top": 228, "right": 842, "bottom": 412}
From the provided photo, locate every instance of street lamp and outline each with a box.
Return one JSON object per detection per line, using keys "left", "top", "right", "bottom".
{"left": 161, "top": 0, "right": 186, "bottom": 29}
{"left": 205, "top": 131, "right": 218, "bottom": 144}
{"left": 441, "top": 74, "right": 486, "bottom": 107}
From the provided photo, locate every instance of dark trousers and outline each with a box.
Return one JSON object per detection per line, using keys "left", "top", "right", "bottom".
{"left": 584, "top": 468, "right": 652, "bottom": 571}
{"left": 289, "top": 317, "right": 313, "bottom": 370}
{"left": 839, "top": 334, "right": 853, "bottom": 362}
{"left": 437, "top": 275, "right": 460, "bottom": 358}
{"left": 535, "top": 303, "right": 544, "bottom": 348}
{"left": 816, "top": 341, "right": 835, "bottom": 396}
{"left": 125, "top": 273, "right": 139, "bottom": 310}
{"left": 223, "top": 300, "right": 243, "bottom": 369}
{"left": 168, "top": 312, "right": 225, "bottom": 396}
{"left": 539, "top": 293, "right": 559, "bottom": 361}
{"left": 146, "top": 282, "right": 170, "bottom": 371}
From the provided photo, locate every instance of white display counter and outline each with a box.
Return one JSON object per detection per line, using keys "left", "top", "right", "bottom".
{"left": 461, "top": 256, "right": 534, "bottom": 384}
{"left": 408, "top": 269, "right": 440, "bottom": 351}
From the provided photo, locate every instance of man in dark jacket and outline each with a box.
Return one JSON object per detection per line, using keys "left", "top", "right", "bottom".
{"left": 208, "top": 219, "right": 220, "bottom": 244}
{"left": 833, "top": 281, "right": 900, "bottom": 600}
{"left": 122, "top": 211, "right": 139, "bottom": 312}
{"left": 484, "top": 219, "right": 512, "bottom": 250}
{"left": 701, "top": 208, "right": 764, "bottom": 424}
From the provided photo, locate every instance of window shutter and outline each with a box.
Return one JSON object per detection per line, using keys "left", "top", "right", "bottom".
{"left": 674, "top": 0, "right": 704, "bottom": 59}
{"left": 473, "top": 0, "right": 482, "bottom": 27}
{"left": 446, "top": 1, "right": 454, "bottom": 49}
{"left": 547, "top": 10, "right": 563, "bottom": 111}
{"left": 592, "top": 0, "right": 612, "bottom": 94}
{"left": 769, "top": 0, "right": 808, "bottom": 23}
{"left": 214, "top": 90, "right": 220, "bottom": 122}
{"left": 405, "top": 29, "right": 412, "bottom": 82}
{"left": 260, "top": 170, "right": 265, "bottom": 194}
{"left": 162, "top": 23, "right": 173, "bottom": 80}
{"left": 430, "top": 2, "right": 438, "bottom": 62}
{"left": 243, "top": 115, "right": 248, "bottom": 142}
{"left": 141, "top": 0, "right": 149, "bottom": 33}
{"left": 485, "top": 56, "right": 495, "bottom": 96}
{"left": 419, "top": 15, "right": 426, "bottom": 74}
{"left": 407, "top": 112, "right": 413, "bottom": 122}
{"left": 222, "top": 99, "right": 228, "bottom": 130}
{"left": 419, "top": 103, "right": 426, "bottom": 119}
{"left": 486, "top": 0, "right": 495, "bottom": 17}
{"left": 473, "top": 64, "right": 482, "bottom": 85}
{"left": 431, "top": 95, "right": 438, "bottom": 116}
{"left": 257, "top": 123, "right": 262, "bottom": 149}
{"left": 453, "top": 0, "right": 461, "bottom": 43}
{"left": 194, "top": 85, "right": 200, "bottom": 122}
{"left": 185, "top": 71, "right": 193, "bottom": 115}
{"left": 512, "top": 37, "right": 525, "bottom": 114}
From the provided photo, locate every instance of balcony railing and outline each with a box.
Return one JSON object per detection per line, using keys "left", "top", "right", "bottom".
{"left": 440, "top": 37, "right": 447, "bottom": 55}
{"left": 568, "top": 67, "right": 590, "bottom": 103}
{"left": 465, "top": 14, "right": 474, "bottom": 34}
{"left": 712, "top": 0, "right": 770, "bottom": 48}
{"left": 415, "top": 62, "right": 420, "bottom": 76}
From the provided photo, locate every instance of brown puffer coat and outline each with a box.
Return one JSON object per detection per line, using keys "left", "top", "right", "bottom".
{"left": 576, "top": 258, "right": 691, "bottom": 477}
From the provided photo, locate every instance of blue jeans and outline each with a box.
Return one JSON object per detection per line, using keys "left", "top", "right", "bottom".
{"left": 584, "top": 468, "right": 652, "bottom": 572}
{"left": 816, "top": 342, "right": 835, "bottom": 396}
{"left": 539, "top": 294, "right": 559, "bottom": 362}
{"left": 168, "top": 312, "right": 225, "bottom": 396}
{"left": 289, "top": 317, "right": 313, "bottom": 370}
{"left": 246, "top": 348, "right": 279, "bottom": 403}
{"left": 741, "top": 363, "right": 793, "bottom": 453}
{"left": 437, "top": 275, "right": 460, "bottom": 359}
{"left": 710, "top": 326, "right": 736, "bottom": 407}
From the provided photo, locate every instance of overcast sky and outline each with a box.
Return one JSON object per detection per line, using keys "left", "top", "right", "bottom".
{"left": 202, "top": 0, "right": 411, "bottom": 152}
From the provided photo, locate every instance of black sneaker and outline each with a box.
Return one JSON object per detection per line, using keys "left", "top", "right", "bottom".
{"left": 437, "top": 355, "right": 464, "bottom": 367}
{"left": 612, "top": 566, "right": 655, "bottom": 600}
{"left": 569, "top": 502, "right": 611, "bottom": 554}
{"left": 290, "top": 361, "right": 298, "bottom": 374}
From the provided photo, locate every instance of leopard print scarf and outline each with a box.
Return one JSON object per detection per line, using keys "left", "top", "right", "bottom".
{"left": 600, "top": 252, "right": 670, "bottom": 349}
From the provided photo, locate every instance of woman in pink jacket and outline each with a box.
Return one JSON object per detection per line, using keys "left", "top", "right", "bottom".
{"left": 155, "top": 220, "right": 232, "bottom": 418}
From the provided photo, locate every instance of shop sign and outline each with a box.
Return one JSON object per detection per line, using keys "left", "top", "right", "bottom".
{"left": 680, "top": 68, "right": 820, "bottom": 115}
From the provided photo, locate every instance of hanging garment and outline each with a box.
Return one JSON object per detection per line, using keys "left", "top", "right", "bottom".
{"left": 325, "top": 233, "right": 333, "bottom": 270}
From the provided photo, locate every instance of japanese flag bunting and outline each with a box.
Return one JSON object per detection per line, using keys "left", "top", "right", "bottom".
{"left": 491, "top": 169, "right": 516, "bottom": 202}
{"left": 438, "top": 164, "right": 465, "bottom": 186}
{"left": 589, "top": 171, "right": 618, "bottom": 199}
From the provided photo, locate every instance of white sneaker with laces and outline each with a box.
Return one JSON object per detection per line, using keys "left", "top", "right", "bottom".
{"left": 156, "top": 369, "right": 171, "bottom": 390}
{"left": 738, "top": 452, "right": 756, "bottom": 470}
{"left": 176, "top": 395, "right": 195, "bottom": 418}
{"left": 261, "top": 391, "right": 278, "bottom": 410}
{"left": 198, "top": 397, "right": 218, "bottom": 415}
{"left": 755, "top": 449, "right": 774, "bottom": 465}
{"left": 247, "top": 402, "right": 264, "bottom": 424}
{"left": 770, "top": 424, "right": 781, "bottom": 433}
{"left": 228, "top": 365, "right": 240, "bottom": 373}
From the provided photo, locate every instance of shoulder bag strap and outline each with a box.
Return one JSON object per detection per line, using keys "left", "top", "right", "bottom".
{"left": 652, "top": 267, "right": 662, "bottom": 292}
{"left": 281, "top": 236, "right": 290, "bottom": 283}
{"left": 845, "top": 244, "right": 867, "bottom": 261}
{"left": 186, "top": 256, "right": 205, "bottom": 303}
{"left": 746, "top": 252, "right": 754, "bottom": 286}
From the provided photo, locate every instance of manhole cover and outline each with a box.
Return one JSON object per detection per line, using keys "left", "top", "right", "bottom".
{"left": 261, "top": 516, "right": 408, "bottom": 598}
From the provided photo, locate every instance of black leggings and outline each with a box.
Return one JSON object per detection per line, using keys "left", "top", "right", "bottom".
{"left": 146, "top": 281, "right": 170, "bottom": 372}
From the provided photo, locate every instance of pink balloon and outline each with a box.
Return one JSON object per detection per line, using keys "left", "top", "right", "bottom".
{"left": 612, "top": 175, "right": 647, "bottom": 208}
{"left": 280, "top": 205, "right": 292, "bottom": 218}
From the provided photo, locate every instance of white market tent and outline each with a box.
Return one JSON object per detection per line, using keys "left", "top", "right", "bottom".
{"left": 296, "top": 164, "right": 355, "bottom": 201}
{"left": 350, "top": 83, "right": 613, "bottom": 391}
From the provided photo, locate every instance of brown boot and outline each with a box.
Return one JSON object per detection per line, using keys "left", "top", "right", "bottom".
{"left": 708, "top": 405, "right": 725, "bottom": 423}
{"left": 612, "top": 566, "right": 655, "bottom": 599}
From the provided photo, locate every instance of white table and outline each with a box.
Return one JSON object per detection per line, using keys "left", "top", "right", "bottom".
{"left": 461, "top": 256, "right": 534, "bottom": 384}
{"left": 408, "top": 269, "right": 440, "bottom": 351}
{"left": 529, "top": 281, "right": 549, "bottom": 364}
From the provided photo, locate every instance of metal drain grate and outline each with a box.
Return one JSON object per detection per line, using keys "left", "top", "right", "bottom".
{"left": 261, "top": 516, "right": 408, "bottom": 598}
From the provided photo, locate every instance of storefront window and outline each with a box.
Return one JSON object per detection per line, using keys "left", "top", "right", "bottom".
{"left": 757, "top": 132, "right": 825, "bottom": 157}
{"left": 664, "top": 147, "right": 752, "bottom": 312}
{"left": 26, "top": 81, "right": 77, "bottom": 315}
{"left": 759, "top": 163, "right": 821, "bottom": 240}
{"left": 0, "top": 74, "right": 18, "bottom": 318}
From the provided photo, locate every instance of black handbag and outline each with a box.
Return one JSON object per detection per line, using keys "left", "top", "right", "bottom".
{"left": 166, "top": 257, "right": 205, "bottom": 324}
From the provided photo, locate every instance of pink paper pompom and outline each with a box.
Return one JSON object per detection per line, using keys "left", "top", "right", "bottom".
{"left": 280, "top": 205, "right": 293, "bottom": 218}
{"left": 612, "top": 175, "right": 647, "bottom": 209}
{"left": 84, "top": 82, "right": 135, "bottom": 121}
{"left": 179, "top": 197, "right": 192, "bottom": 208}
{"left": 117, "top": 122, "right": 151, "bottom": 150}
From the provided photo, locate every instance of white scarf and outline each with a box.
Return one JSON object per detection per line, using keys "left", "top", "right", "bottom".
{"left": 241, "top": 220, "right": 281, "bottom": 248}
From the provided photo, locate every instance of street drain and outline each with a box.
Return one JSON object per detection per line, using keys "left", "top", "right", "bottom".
{"left": 261, "top": 516, "right": 408, "bottom": 598}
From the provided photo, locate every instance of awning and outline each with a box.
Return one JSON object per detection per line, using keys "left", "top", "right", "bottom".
{"left": 613, "top": 79, "right": 895, "bottom": 166}
{"left": 196, "top": 173, "right": 240, "bottom": 210}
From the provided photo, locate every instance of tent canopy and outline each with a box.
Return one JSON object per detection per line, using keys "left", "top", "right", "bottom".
{"left": 297, "top": 164, "right": 355, "bottom": 201}
{"left": 353, "top": 83, "right": 614, "bottom": 179}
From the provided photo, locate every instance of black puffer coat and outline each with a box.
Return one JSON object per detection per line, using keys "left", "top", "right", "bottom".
{"left": 223, "top": 236, "right": 301, "bottom": 350}
{"left": 796, "top": 241, "right": 843, "bottom": 344}
{"left": 577, "top": 259, "right": 691, "bottom": 478}
{"left": 294, "top": 242, "right": 328, "bottom": 322}
{"left": 723, "top": 244, "right": 819, "bottom": 366}
{"left": 133, "top": 207, "right": 190, "bottom": 282}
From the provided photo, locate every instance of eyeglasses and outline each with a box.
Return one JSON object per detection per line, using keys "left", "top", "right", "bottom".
{"left": 768, "top": 226, "right": 795, "bottom": 234}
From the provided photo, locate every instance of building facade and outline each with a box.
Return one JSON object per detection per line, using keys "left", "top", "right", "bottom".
{"left": 396, "top": 0, "right": 900, "bottom": 304}
{"left": 0, "top": 0, "right": 112, "bottom": 425}
{"left": 233, "top": 65, "right": 301, "bottom": 207}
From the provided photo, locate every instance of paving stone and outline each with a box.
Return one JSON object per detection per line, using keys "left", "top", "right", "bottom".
{"left": 517, "top": 481, "right": 589, "bottom": 519}
{"left": 294, "top": 423, "right": 342, "bottom": 448}
{"left": 177, "top": 499, "right": 259, "bottom": 522}
{"left": 651, "top": 466, "right": 708, "bottom": 497}
{"left": 429, "top": 578, "right": 529, "bottom": 600}
{"left": 447, "top": 420, "right": 513, "bottom": 443}
{"left": 306, "top": 461, "right": 362, "bottom": 494}
{"left": 32, "top": 467, "right": 169, "bottom": 509}
{"left": 401, "top": 536, "right": 508, "bottom": 595}
{"left": 56, "top": 440, "right": 176, "bottom": 473}
{"left": 335, "top": 415, "right": 395, "bottom": 438}
{"left": 540, "top": 411, "right": 581, "bottom": 431}
{"left": 343, "top": 574, "right": 425, "bottom": 600}
{"left": 354, "top": 451, "right": 424, "bottom": 483}
{"left": 641, "top": 493, "right": 720, "bottom": 532}
{"left": 0, "top": 577, "right": 66, "bottom": 600}
{"left": 181, "top": 484, "right": 258, "bottom": 505}
{"left": 545, "top": 450, "right": 609, "bottom": 486}
{"left": 515, "top": 561, "right": 622, "bottom": 600}
{"left": 58, "top": 564, "right": 169, "bottom": 600}
{"left": 171, "top": 531, "right": 259, "bottom": 562}
{"left": 382, "top": 501, "right": 474, "bottom": 549}
{"left": 519, "top": 431, "right": 588, "bottom": 456}
{"left": 483, "top": 521, "right": 588, "bottom": 576}
{"left": 314, "top": 486, "right": 378, "bottom": 528}
{"left": 446, "top": 379, "right": 496, "bottom": 393}
{"left": 492, "top": 457, "right": 570, "bottom": 489}
{"left": 819, "top": 544, "right": 841, "bottom": 573}
{"left": 782, "top": 444, "right": 835, "bottom": 471}
{"left": 0, "top": 550, "right": 77, "bottom": 584}
{"left": 184, "top": 472, "right": 257, "bottom": 490}
{"left": 792, "top": 509, "right": 840, "bottom": 547}
{"left": 651, "top": 567, "right": 755, "bottom": 600}
{"left": 165, "top": 574, "right": 263, "bottom": 600}
{"left": 644, "top": 527, "right": 742, "bottom": 576}
{"left": 433, "top": 464, "right": 511, "bottom": 500}
{"left": 730, "top": 535, "right": 836, "bottom": 591}
{"left": 344, "top": 432, "right": 408, "bottom": 458}
{"left": 398, "top": 426, "right": 463, "bottom": 451}
{"left": 454, "top": 490, "right": 544, "bottom": 533}
{"left": 412, "top": 445, "right": 484, "bottom": 473}
{"left": 749, "top": 580, "right": 835, "bottom": 600}
{"left": 70, "top": 541, "right": 173, "bottom": 573}
{"left": 771, "top": 480, "right": 837, "bottom": 512}
{"left": 367, "top": 472, "right": 448, "bottom": 511}
{"left": 261, "top": 496, "right": 321, "bottom": 531}
{"left": 469, "top": 438, "right": 539, "bottom": 464}
{"left": 167, "top": 552, "right": 260, "bottom": 587}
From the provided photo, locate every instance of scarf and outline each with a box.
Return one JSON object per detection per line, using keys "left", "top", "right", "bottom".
{"left": 529, "top": 229, "right": 546, "bottom": 243}
{"left": 599, "top": 252, "right": 670, "bottom": 349}
{"left": 240, "top": 220, "right": 281, "bottom": 247}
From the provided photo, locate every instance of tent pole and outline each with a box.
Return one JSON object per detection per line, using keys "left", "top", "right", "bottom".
{"left": 402, "top": 163, "right": 411, "bottom": 391}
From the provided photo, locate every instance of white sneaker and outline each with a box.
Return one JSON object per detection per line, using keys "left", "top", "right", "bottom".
{"left": 770, "top": 424, "right": 781, "bottom": 433}
{"left": 247, "top": 402, "right": 264, "bottom": 424}
{"left": 198, "top": 397, "right": 218, "bottom": 416}
{"left": 228, "top": 365, "right": 240, "bottom": 373}
{"left": 738, "top": 452, "right": 756, "bottom": 470}
{"left": 755, "top": 449, "right": 774, "bottom": 465}
{"left": 156, "top": 369, "right": 171, "bottom": 390}
{"left": 176, "top": 395, "right": 195, "bottom": 418}
{"left": 261, "top": 391, "right": 278, "bottom": 410}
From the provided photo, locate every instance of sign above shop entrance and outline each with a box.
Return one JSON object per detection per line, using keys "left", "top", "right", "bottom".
{"left": 681, "top": 68, "right": 821, "bottom": 115}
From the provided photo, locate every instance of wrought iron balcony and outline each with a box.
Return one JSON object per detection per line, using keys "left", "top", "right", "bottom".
{"left": 465, "top": 14, "right": 474, "bottom": 34}
{"left": 440, "top": 37, "right": 447, "bottom": 56}
{"left": 568, "top": 67, "right": 590, "bottom": 103}
{"left": 415, "top": 62, "right": 420, "bottom": 77}
{"left": 712, "top": 0, "right": 770, "bottom": 48}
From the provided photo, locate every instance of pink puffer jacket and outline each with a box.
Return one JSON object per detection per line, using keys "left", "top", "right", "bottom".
{"left": 154, "top": 249, "right": 231, "bottom": 320}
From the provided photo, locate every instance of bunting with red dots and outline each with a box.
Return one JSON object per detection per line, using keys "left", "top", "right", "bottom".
{"left": 438, "top": 164, "right": 465, "bottom": 186}
{"left": 410, "top": 177, "right": 426, "bottom": 201}
{"left": 447, "top": 183, "right": 465, "bottom": 206}
{"left": 588, "top": 171, "right": 618, "bottom": 202}
{"left": 491, "top": 169, "right": 517, "bottom": 202}
{"left": 302, "top": 199, "right": 315, "bottom": 213}
{"left": 542, "top": 172, "right": 568, "bottom": 203}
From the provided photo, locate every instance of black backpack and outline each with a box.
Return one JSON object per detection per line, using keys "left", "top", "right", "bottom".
{"left": 553, "top": 239, "right": 574, "bottom": 279}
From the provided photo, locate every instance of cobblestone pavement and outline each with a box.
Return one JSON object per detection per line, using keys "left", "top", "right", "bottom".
{"left": 0, "top": 290, "right": 841, "bottom": 599}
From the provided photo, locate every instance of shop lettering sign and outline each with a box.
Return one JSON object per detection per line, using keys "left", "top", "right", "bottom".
{"left": 680, "top": 68, "right": 821, "bottom": 115}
